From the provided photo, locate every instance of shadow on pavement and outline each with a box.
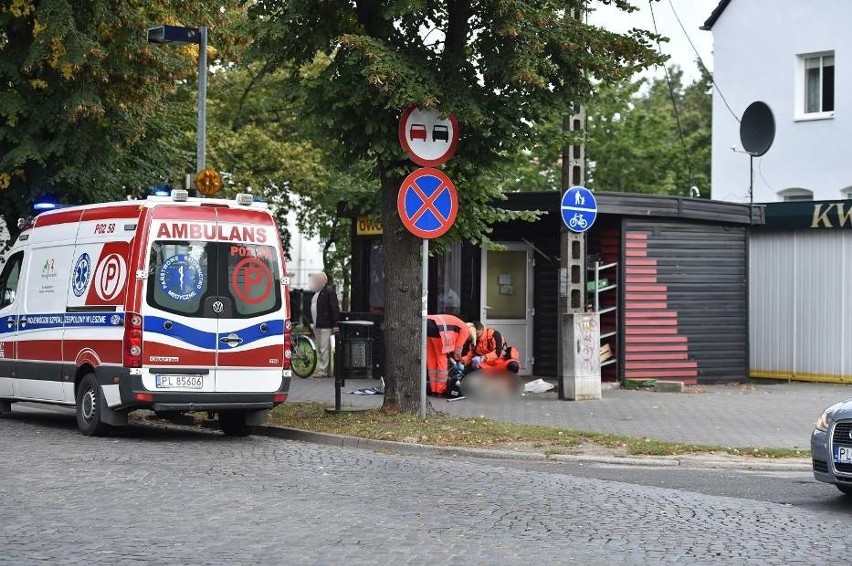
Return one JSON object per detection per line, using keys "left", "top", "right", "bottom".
{"left": 0, "top": 404, "right": 242, "bottom": 442}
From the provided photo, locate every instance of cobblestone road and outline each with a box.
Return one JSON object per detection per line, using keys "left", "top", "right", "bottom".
{"left": 1, "top": 406, "right": 848, "bottom": 564}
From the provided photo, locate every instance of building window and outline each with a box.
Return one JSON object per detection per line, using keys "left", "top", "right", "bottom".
{"left": 798, "top": 52, "right": 834, "bottom": 118}
{"left": 435, "top": 243, "right": 462, "bottom": 315}
{"left": 778, "top": 188, "right": 813, "bottom": 202}
{"left": 368, "top": 241, "right": 384, "bottom": 314}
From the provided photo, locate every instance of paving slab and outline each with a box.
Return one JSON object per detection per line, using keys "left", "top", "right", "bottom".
{"left": 289, "top": 377, "right": 852, "bottom": 449}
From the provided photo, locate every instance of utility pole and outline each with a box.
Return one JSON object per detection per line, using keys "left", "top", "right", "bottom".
{"left": 557, "top": 4, "right": 589, "bottom": 400}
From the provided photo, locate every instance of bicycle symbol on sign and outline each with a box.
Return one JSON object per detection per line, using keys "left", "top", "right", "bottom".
{"left": 568, "top": 213, "right": 588, "bottom": 229}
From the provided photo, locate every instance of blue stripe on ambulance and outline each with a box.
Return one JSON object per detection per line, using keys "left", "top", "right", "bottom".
{"left": 143, "top": 316, "right": 284, "bottom": 351}
{"left": 0, "top": 312, "right": 125, "bottom": 334}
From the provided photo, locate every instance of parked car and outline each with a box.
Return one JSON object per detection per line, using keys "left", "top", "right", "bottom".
{"left": 811, "top": 398, "right": 852, "bottom": 495}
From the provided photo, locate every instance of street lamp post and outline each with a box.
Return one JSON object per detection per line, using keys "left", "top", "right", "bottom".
{"left": 196, "top": 25, "right": 207, "bottom": 174}
{"left": 147, "top": 24, "right": 209, "bottom": 193}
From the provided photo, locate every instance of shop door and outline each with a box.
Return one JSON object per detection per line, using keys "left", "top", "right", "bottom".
{"left": 480, "top": 243, "right": 533, "bottom": 376}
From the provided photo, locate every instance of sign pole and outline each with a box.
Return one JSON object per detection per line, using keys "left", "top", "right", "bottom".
{"left": 420, "top": 238, "right": 428, "bottom": 419}
{"left": 397, "top": 106, "right": 460, "bottom": 418}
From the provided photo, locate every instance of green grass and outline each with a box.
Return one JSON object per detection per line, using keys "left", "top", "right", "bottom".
{"left": 268, "top": 402, "right": 807, "bottom": 459}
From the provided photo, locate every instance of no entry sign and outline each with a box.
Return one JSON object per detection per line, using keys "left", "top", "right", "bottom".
{"left": 398, "top": 106, "right": 459, "bottom": 167}
{"left": 397, "top": 168, "right": 458, "bottom": 239}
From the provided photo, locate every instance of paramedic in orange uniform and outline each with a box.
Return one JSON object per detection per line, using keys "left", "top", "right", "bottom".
{"left": 426, "top": 314, "right": 470, "bottom": 395}
{"left": 463, "top": 321, "right": 521, "bottom": 375}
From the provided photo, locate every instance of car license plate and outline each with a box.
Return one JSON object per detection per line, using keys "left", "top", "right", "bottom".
{"left": 155, "top": 375, "right": 203, "bottom": 389}
{"left": 834, "top": 446, "right": 852, "bottom": 463}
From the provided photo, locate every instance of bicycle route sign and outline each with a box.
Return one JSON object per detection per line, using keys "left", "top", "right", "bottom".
{"left": 397, "top": 168, "right": 458, "bottom": 239}
{"left": 561, "top": 186, "right": 597, "bottom": 233}
{"left": 398, "top": 106, "right": 459, "bottom": 167}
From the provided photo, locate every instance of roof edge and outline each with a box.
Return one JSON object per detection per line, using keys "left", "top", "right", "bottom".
{"left": 700, "top": 0, "right": 732, "bottom": 31}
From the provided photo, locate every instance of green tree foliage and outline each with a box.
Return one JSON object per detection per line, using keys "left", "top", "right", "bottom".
{"left": 0, "top": 0, "right": 240, "bottom": 239}
{"left": 206, "top": 58, "right": 375, "bottom": 294}
{"left": 249, "top": 0, "right": 661, "bottom": 413}
{"left": 585, "top": 66, "right": 712, "bottom": 196}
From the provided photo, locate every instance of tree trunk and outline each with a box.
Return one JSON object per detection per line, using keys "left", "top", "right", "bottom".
{"left": 380, "top": 170, "right": 426, "bottom": 414}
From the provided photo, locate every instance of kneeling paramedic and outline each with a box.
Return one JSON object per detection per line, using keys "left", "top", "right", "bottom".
{"left": 426, "top": 314, "right": 470, "bottom": 395}
{"left": 463, "top": 322, "right": 521, "bottom": 375}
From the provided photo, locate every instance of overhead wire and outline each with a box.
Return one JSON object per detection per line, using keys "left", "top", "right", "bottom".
{"left": 667, "top": 0, "right": 740, "bottom": 123}
{"left": 757, "top": 157, "right": 775, "bottom": 193}
{"left": 648, "top": 0, "right": 695, "bottom": 188}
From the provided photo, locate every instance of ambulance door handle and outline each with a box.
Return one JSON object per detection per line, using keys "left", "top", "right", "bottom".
{"left": 220, "top": 334, "right": 244, "bottom": 348}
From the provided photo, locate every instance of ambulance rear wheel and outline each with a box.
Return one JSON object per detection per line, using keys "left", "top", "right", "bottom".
{"left": 75, "top": 374, "right": 110, "bottom": 436}
{"left": 219, "top": 411, "right": 254, "bottom": 437}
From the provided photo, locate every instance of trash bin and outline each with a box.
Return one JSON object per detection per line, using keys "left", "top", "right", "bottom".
{"left": 340, "top": 312, "right": 384, "bottom": 379}
{"left": 338, "top": 320, "right": 374, "bottom": 380}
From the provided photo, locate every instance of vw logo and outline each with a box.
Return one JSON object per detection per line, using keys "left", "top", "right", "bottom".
{"left": 848, "top": 430, "right": 852, "bottom": 440}
{"left": 212, "top": 301, "right": 224, "bottom": 314}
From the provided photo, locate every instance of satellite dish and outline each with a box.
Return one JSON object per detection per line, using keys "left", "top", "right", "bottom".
{"left": 739, "top": 101, "right": 775, "bottom": 157}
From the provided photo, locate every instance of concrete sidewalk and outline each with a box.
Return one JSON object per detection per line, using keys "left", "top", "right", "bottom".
{"left": 287, "top": 377, "right": 852, "bottom": 449}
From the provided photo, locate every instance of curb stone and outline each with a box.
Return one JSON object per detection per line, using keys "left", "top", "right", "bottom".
{"left": 248, "top": 424, "right": 812, "bottom": 472}
{"left": 253, "top": 425, "right": 546, "bottom": 461}
{"left": 551, "top": 454, "right": 680, "bottom": 467}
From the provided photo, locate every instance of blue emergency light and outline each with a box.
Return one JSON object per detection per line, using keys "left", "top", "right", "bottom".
{"left": 150, "top": 184, "right": 172, "bottom": 197}
{"left": 32, "top": 198, "right": 65, "bottom": 212}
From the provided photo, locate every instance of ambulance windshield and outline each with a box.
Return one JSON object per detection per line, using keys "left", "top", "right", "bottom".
{"left": 147, "top": 241, "right": 281, "bottom": 318}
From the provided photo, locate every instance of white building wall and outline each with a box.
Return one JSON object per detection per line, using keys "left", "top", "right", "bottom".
{"left": 285, "top": 209, "right": 324, "bottom": 291}
{"left": 750, "top": 230, "right": 852, "bottom": 382}
{"left": 710, "top": 0, "right": 852, "bottom": 202}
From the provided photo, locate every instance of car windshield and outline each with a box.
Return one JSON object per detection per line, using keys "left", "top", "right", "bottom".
{"left": 147, "top": 240, "right": 281, "bottom": 319}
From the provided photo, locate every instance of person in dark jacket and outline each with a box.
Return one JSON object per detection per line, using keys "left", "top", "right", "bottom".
{"left": 309, "top": 272, "right": 340, "bottom": 377}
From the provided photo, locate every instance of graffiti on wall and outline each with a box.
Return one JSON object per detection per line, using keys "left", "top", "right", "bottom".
{"left": 576, "top": 314, "right": 600, "bottom": 376}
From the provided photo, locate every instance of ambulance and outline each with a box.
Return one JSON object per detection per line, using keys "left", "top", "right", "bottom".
{"left": 0, "top": 191, "right": 291, "bottom": 436}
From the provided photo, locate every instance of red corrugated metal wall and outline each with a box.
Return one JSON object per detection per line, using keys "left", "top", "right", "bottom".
{"left": 623, "top": 231, "right": 698, "bottom": 384}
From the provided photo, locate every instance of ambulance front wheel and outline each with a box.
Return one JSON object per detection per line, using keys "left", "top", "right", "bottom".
{"left": 75, "top": 374, "right": 111, "bottom": 436}
{"left": 218, "top": 411, "right": 255, "bottom": 437}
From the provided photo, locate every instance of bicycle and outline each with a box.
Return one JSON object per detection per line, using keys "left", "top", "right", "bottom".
{"left": 290, "top": 325, "right": 318, "bottom": 378}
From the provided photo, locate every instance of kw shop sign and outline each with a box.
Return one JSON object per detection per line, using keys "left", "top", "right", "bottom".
{"left": 763, "top": 201, "right": 852, "bottom": 229}
{"left": 811, "top": 202, "right": 852, "bottom": 228}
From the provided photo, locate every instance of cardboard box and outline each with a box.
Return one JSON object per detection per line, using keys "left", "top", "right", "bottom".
{"left": 599, "top": 343, "right": 613, "bottom": 362}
